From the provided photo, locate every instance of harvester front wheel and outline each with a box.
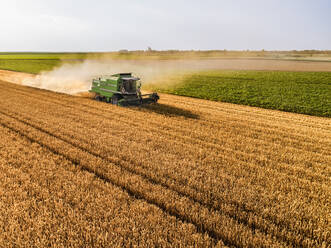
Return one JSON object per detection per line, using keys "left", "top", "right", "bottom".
{"left": 152, "top": 93, "right": 160, "bottom": 103}
{"left": 95, "top": 95, "right": 101, "bottom": 101}
{"left": 111, "top": 95, "right": 120, "bottom": 105}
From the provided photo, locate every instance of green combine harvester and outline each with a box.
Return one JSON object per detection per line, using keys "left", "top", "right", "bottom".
{"left": 89, "top": 73, "right": 159, "bottom": 106}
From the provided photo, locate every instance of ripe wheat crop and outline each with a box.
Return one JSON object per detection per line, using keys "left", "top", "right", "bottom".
{"left": 0, "top": 80, "right": 330, "bottom": 247}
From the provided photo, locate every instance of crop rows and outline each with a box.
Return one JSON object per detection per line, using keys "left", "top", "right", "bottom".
{"left": 0, "top": 80, "right": 330, "bottom": 247}
{"left": 0, "top": 112, "right": 216, "bottom": 247}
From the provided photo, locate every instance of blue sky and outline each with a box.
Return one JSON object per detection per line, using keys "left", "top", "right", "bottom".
{"left": 0, "top": 0, "right": 330, "bottom": 51}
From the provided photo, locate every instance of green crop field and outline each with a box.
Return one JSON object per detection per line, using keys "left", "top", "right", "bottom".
{"left": 0, "top": 53, "right": 88, "bottom": 74}
{"left": 147, "top": 71, "right": 331, "bottom": 117}
{"left": 0, "top": 59, "right": 61, "bottom": 74}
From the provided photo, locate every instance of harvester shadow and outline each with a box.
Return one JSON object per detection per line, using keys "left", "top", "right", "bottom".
{"left": 136, "top": 103, "right": 199, "bottom": 119}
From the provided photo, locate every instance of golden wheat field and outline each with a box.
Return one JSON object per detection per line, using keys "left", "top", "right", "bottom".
{"left": 0, "top": 77, "right": 330, "bottom": 247}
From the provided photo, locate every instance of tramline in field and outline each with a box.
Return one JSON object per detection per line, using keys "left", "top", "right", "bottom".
{"left": 89, "top": 73, "right": 159, "bottom": 106}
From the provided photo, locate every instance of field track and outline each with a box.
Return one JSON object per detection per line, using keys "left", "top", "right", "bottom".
{"left": 0, "top": 77, "right": 330, "bottom": 247}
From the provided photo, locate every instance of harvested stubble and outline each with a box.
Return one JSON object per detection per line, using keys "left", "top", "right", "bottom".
{"left": 0, "top": 80, "right": 330, "bottom": 248}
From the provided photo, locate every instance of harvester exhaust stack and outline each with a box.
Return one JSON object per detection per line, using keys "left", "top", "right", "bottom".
{"left": 89, "top": 73, "right": 159, "bottom": 106}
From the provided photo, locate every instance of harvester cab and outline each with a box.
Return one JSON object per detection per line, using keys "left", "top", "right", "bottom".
{"left": 89, "top": 73, "right": 159, "bottom": 106}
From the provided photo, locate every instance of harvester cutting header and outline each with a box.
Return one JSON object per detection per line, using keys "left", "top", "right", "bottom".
{"left": 89, "top": 73, "right": 159, "bottom": 106}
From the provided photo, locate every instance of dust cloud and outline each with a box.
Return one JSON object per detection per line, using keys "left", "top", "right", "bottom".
{"left": 21, "top": 59, "right": 223, "bottom": 95}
